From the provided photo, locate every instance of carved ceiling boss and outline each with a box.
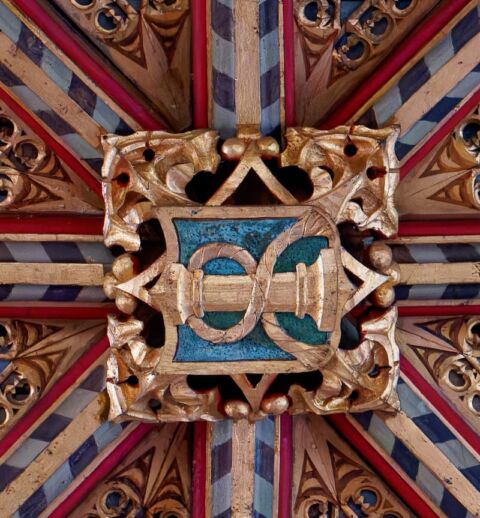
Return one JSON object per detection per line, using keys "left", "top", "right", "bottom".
{"left": 102, "top": 125, "right": 401, "bottom": 422}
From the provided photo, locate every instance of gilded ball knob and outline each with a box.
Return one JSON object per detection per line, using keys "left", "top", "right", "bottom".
{"left": 371, "top": 284, "right": 395, "bottom": 308}
{"left": 368, "top": 243, "right": 392, "bottom": 273}
{"left": 112, "top": 254, "right": 138, "bottom": 282}
{"left": 224, "top": 400, "right": 250, "bottom": 419}
{"left": 115, "top": 292, "right": 138, "bottom": 315}
{"left": 222, "top": 138, "right": 246, "bottom": 160}
{"left": 257, "top": 136, "right": 280, "bottom": 156}
{"left": 261, "top": 395, "right": 290, "bottom": 415}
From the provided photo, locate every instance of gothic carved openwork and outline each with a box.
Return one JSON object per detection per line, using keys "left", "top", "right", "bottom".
{"left": 397, "top": 105, "right": 480, "bottom": 219}
{"left": 0, "top": 103, "right": 102, "bottom": 213}
{"left": 72, "top": 423, "right": 190, "bottom": 518}
{"left": 397, "top": 316, "right": 480, "bottom": 423}
{"left": 50, "top": 0, "right": 191, "bottom": 130}
{"left": 0, "top": 319, "right": 104, "bottom": 436}
{"left": 102, "top": 125, "right": 401, "bottom": 422}
{"left": 294, "top": 0, "right": 441, "bottom": 125}
{"left": 293, "top": 415, "right": 412, "bottom": 517}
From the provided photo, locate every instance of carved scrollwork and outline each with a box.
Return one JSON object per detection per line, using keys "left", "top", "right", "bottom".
{"left": 397, "top": 105, "right": 480, "bottom": 218}
{"left": 0, "top": 319, "right": 105, "bottom": 435}
{"left": 293, "top": 0, "right": 441, "bottom": 125}
{"left": 53, "top": 0, "right": 191, "bottom": 130}
{"left": 397, "top": 316, "right": 480, "bottom": 421}
{"left": 102, "top": 126, "right": 400, "bottom": 422}
{"left": 74, "top": 424, "right": 190, "bottom": 518}
{"left": 293, "top": 415, "right": 413, "bottom": 517}
{"left": 0, "top": 106, "right": 101, "bottom": 212}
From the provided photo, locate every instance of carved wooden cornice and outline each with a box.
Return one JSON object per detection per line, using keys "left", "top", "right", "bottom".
{"left": 397, "top": 105, "right": 480, "bottom": 219}
{"left": 397, "top": 315, "right": 480, "bottom": 425}
{"left": 294, "top": 0, "right": 442, "bottom": 126}
{"left": 0, "top": 102, "right": 102, "bottom": 213}
{"left": 0, "top": 319, "right": 105, "bottom": 436}
{"left": 72, "top": 423, "right": 190, "bottom": 518}
{"left": 101, "top": 126, "right": 402, "bottom": 422}
{"left": 293, "top": 415, "right": 413, "bottom": 517}
{"left": 49, "top": 0, "right": 192, "bottom": 131}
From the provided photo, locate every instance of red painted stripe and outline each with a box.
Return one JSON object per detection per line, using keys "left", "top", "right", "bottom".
{"left": 401, "top": 358, "right": 480, "bottom": 456}
{"left": 48, "top": 423, "right": 155, "bottom": 518}
{"left": 401, "top": 87, "right": 480, "bottom": 179}
{"left": 0, "top": 85, "right": 102, "bottom": 197}
{"left": 0, "top": 336, "right": 109, "bottom": 458}
{"left": 192, "top": 421, "right": 207, "bottom": 518}
{"left": 0, "top": 215, "right": 104, "bottom": 235}
{"left": 283, "top": 0, "right": 296, "bottom": 127}
{"left": 12, "top": 0, "right": 164, "bottom": 131}
{"left": 328, "top": 414, "right": 440, "bottom": 518}
{"left": 192, "top": 0, "right": 208, "bottom": 129}
{"left": 278, "top": 413, "right": 293, "bottom": 518}
{"left": 0, "top": 305, "right": 114, "bottom": 319}
{"left": 398, "top": 220, "right": 480, "bottom": 237}
{"left": 398, "top": 305, "right": 480, "bottom": 317}
{"left": 320, "top": 0, "right": 473, "bottom": 128}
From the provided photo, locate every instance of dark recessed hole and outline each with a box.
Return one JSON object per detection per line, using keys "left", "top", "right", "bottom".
{"left": 109, "top": 245, "right": 125, "bottom": 257}
{"left": 462, "top": 122, "right": 480, "bottom": 141}
{"left": 339, "top": 317, "right": 360, "bottom": 350}
{"left": 143, "top": 148, "right": 155, "bottom": 162}
{"left": 185, "top": 162, "right": 235, "bottom": 203}
{"left": 149, "top": 399, "right": 162, "bottom": 412}
{"left": 368, "top": 364, "right": 380, "bottom": 378}
{"left": 137, "top": 218, "right": 166, "bottom": 267}
{"left": 471, "top": 322, "right": 480, "bottom": 337}
{"left": 394, "top": 0, "right": 413, "bottom": 10}
{"left": 0, "top": 117, "right": 14, "bottom": 139}
{"left": 269, "top": 371, "right": 323, "bottom": 394}
{"left": 367, "top": 166, "right": 386, "bottom": 181}
{"left": 0, "top": 324, "right": 7, "bottom": 338}
{"left": 348, "top": 389, "right": 359, "bottom": 401}
{"left": 448, "top": 369, "right": 465, "bottom": 388}
{"left": 229, "top": 168, "right": 280, "bottom": 205}
{"left": 0, "top": 407, "right": 7, "bottom": 424}
{"left": 16, "top": 142, "right": 38, "bottom": 161}
{"left": 344, "top": 142, "right": 358, "bottom": 156}
{"left": 114, "top": 172, "right": 130, "bottom": 186}
{"left": 308, "top": 502, "right": 334, "bottom": 518}
{"left": 126, "top": 375, "right": 139, "bottom": 386}
{"left": 11, "top": 380, "right": 31, "bottom": 402}
{"left": 164, "top": 0, "right": 177, "bottom": 5}
{"left": 273, "top": 166, "right": 314, "bottom": 201}
{"left": 0, "top": 189, "right": 8, "bottom": 203}
{"left": 142, "top": 313, "right": 165, "bottom": 348}
{"left": 351, "top": 197, "right": 364, "bottom": 210}
{"left": 246, "top": 374, "right": 263, "bottom": 387}
{"left": 105, "top": 490, "right": 122, "bottom": 509}
{"left": 304, "top": 1, "right": 318, "bottom": 21}
{"left": 472, "top": 394, "right": 480, "bottom": 413}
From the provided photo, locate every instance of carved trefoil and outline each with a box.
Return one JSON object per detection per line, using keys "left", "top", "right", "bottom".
{"left": 102, "top": 126, "right": 401, "bottom": 422}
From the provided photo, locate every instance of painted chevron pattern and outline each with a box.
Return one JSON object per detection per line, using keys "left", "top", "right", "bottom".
{"left": 211, "top": 0, "right": 236, "bottom": 138}
{"left": 259, "top": 0, "right": 280, "bottom": 137}
{"left": 210, "top": 420, "right": 233, "bottom": 518}
{"left": 360, "top": 5, "right": 480, "bottom": 161}
{"left": 0, "top": 366, "right": 105, "bottom": 495}
{"left": 0, "top": 242, "right": 113, "bottom": 265}
{"left": 392, "top": 243, "right": 480, "bottom": 263}
{"left": 253, "top": 416, "right": 275, "bottom": 518}
{"left": 354, "top": 378, "right": 479, "bottom": 518}
{"left": 0, "top": 285, "right": 107, "bottom": 302}
{"left": 12, "top": 420, "right": 127, "bottom": 518}
{"left": 0, "top": 3, "right": 133, "bottom": 174}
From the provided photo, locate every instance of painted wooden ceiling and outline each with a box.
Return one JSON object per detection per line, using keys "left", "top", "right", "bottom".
{"left": 0, "top": 0, "right": 479, "bottom": 517}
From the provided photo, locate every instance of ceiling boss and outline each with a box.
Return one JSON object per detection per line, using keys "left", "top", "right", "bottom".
{"left": 102, "top": 125, "right": 401, "bottom": 422}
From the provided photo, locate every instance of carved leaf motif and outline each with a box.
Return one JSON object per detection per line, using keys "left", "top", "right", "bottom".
{"left": 0, "top": 105, "right": 102, "bottom": 213}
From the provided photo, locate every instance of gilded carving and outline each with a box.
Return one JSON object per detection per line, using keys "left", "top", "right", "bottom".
{"left": 51, "top": 0, "right": 191, "bottom": 130}
{"left": 397, "top": 316, "right": 480, "bottom": 421}
{"left": 396, "top": 105, "right": 480, "bottom": 219}
{"left": 293, "top": 0, "right": 442, "bottom": 125}
{"left": 0, "top": 319, "right": 105, "bottom": 436}
{"left": 102, "top": 126, "right": 401, "bottom": 422}
{"left": 73, "top": 423, "right": 190, "bottom": 517}
{"left": 0, "top": 104, "right": 102, "bottom": 213}
{"left": 293, "top": 415, "right": 413, "bottom": 517}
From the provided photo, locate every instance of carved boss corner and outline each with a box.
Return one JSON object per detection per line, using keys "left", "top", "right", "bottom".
{"left": 102, "top": 125, "right": 401, "bottom": 422}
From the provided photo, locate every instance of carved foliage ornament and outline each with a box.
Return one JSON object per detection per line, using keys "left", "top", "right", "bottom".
{"left": 0, "top": 104, "right": 102, "bottom": 213}
{"left": 0, "top": 319, "right": 105, "bottom": 435}
{"left": 102, "top": 126, "right": 401, "bottom": 422}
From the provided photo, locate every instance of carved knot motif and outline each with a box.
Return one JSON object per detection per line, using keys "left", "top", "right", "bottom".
{"left": 102, "top": 125, "right": 401, "bottom": 421}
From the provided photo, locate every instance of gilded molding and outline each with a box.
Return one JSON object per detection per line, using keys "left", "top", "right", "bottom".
{"left": 102, "top": 126, "right": 401, "bottom": 422}
{"left": 72, "top": 423, "right": 190, "bottom": 518}
{"left": 0, "top": 103, "right": 102, "bottom": 213}
{"left": 293, "top": 415, "right": 413, "bottom": 517}
{"left": 0, "top": 319, "right": 105, "bottom": 436}
{"left": 50, "top": 0, "right": 191, "bottom": 130}
{"left": 397, "top": 105, "right": 480, "bottom": 219}
{"left": 294, "top": 0, "right": 442, "bottom": 125}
